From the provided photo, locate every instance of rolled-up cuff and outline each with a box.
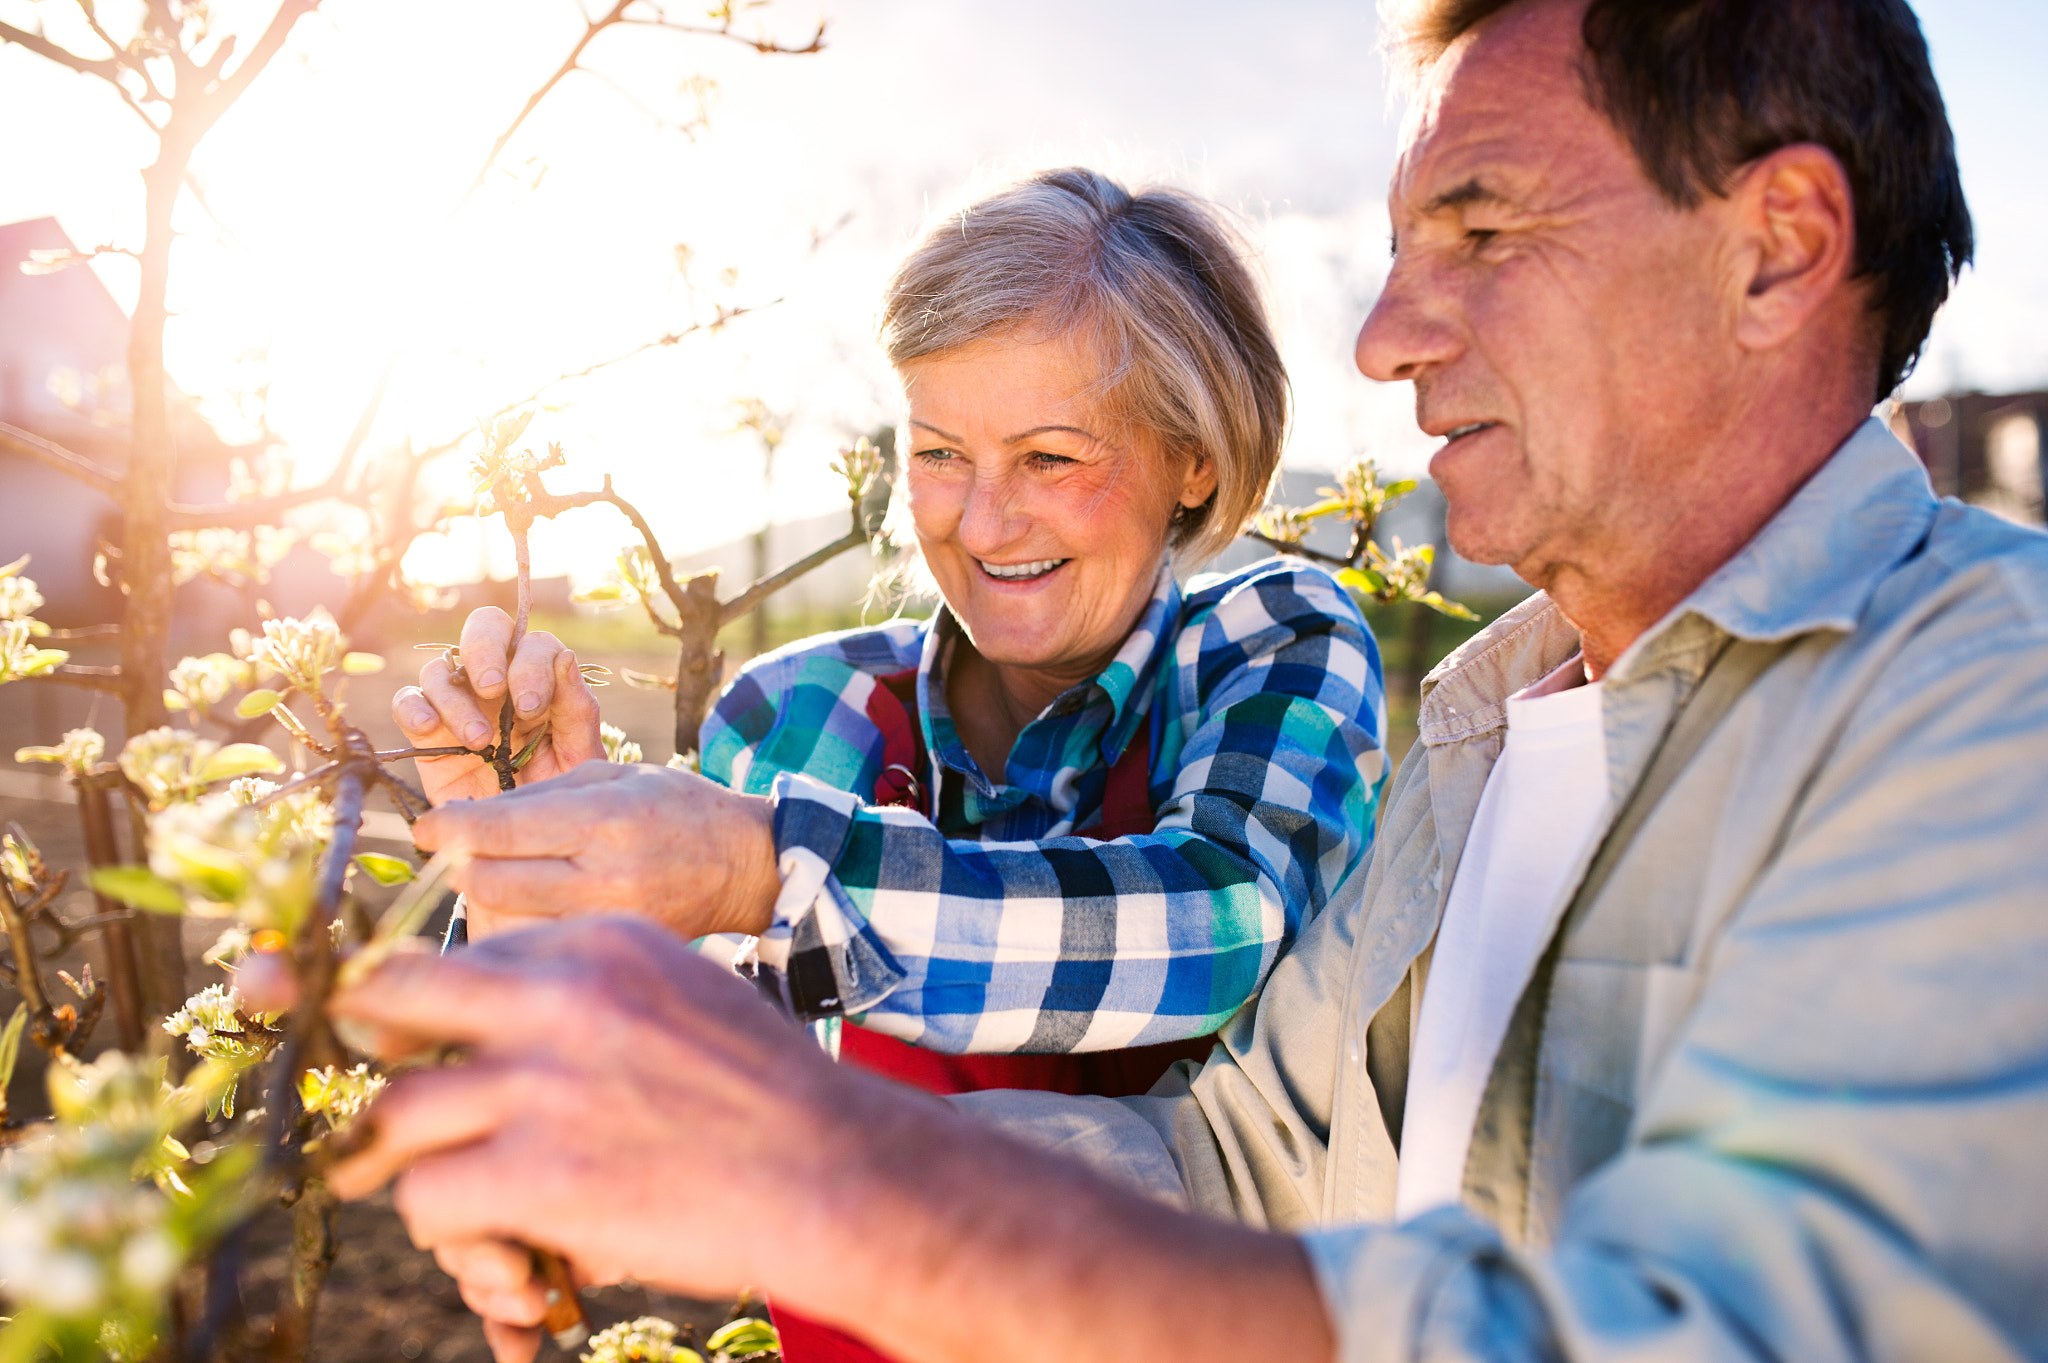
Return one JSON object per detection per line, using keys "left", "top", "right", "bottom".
{"left": 757, "top": 771, "right": 906, "bottom": 1020}
{"left": 1300, "top": 1209, "right": 1502, "bottom": 1363}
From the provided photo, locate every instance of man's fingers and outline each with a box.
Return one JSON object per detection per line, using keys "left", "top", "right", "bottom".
{"left": 327, "top": 1062, "right": 518, "bottom": 1200}
{"left": 460, "top": 607, "right": 516, "bottom": 699}
{"left": 437, "top": 1239, "right": 551, "bottom": 1327}
{"left": 482, "top": 1317, "right": 543, "bottom": 1363}
{"left": 506, "top": 632, "right": 567, "bottom": 723}
{"left": 421, "top": 657, "right": 497, "bottom": 751}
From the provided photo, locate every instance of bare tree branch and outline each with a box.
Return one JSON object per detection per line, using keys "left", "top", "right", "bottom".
{"left": 204, "top": 0, "right": 314, "bottom": 113}
{"left": 475, "top": 305, "right": 771, "bottom": 427}
{"left": 163, "top": 359, "right": 390, "bottom": 528}
{"left": 0, "top": 18, "right": 124, "bottom": 79}
{"left": 460, "top": 0, "right": 632, "bottom": 206}
{"left": 460, "top": 0, "right": 824, "bottom": 206}
{"left": 71, "top": 0, "right": 159, "bottom": 96}
{"left": 0, "top": 422, "right": 121, "bottom": 498}
{"left": 720, "top": 527, "right": 865, "bottom": 626}
{"left": 29, "top": 665, "right": 127, "bottom": 694}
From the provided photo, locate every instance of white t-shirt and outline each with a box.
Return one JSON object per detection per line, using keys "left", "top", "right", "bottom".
{"left": 1393, "top": 657, "right": 1610, "bottom": 1221}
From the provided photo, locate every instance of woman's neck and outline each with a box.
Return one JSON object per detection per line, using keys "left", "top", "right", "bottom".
{"left": 944, "top": 641, "right": 1101, "bottom": 782}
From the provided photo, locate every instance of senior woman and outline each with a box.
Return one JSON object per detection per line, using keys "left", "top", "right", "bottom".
{"left": 396, "top": 168, "right": 1382, "bottom": 1125}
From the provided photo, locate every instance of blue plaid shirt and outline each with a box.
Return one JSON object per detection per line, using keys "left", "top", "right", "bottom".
{"left": 701, "top": 557, "right": 1386, "bottom": 1053}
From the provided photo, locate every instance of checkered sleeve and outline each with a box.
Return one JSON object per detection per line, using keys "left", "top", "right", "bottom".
{"left": 755, "top": 562, "right": 1387, "bottom": 1053}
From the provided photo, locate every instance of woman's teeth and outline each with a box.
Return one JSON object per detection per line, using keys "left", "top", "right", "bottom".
{"left": 980, "top": 558, "right": 1068, "bottom": 581}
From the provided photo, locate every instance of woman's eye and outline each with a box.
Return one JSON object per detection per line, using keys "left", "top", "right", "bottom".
{"left": 912, "top": 447, "right": 956, "bottom": 464}
{"left": 1028, "top": 451, "right": 1076, "bottom": 470}
{"left": 1466, "top": 228, "right": 1499, "bottom": 250}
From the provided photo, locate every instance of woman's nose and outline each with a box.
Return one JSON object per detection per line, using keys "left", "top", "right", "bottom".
{"left": 957, "top": 470, "right": 1028, "bottom": 552}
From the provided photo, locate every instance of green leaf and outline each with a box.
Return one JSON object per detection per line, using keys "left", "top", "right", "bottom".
{"left": 494, "top": 410, "right": 535, "bottom": 450}
{"left": 1383, "top": 478, "right": 1419, "bottom": 499}
{"left": 1419, "top": 592, "right": 1481, "bottom": 622}
{"left": 199, "top": 743, "right": 286, "bottom": 784}
{"left": 1337, "top": 566, "right": 1390, "bottom": 598}
{"left": 507, "top": 729, "right": 547, "bottom": 772}
{"left": 0, "top": 554, "right": 27, "bottom": 580}
{"left": 353, "top": 853, "right": 415, "bottom": 886}
{"left": 0, "top": 1002, "right": 28, "bottom": 1106}
{"left": 341, "top": 652, "right": 385, "bottom": 675}
{"left": 90, "top": 865, "right": 189, "bottom": 914}
{"left": 705, "top": 1319, "right": 779, "bottom": 1356}
{"left": 571, "top": 583, "right": 625, "bottom": 602}
{"left": 235, "top": 688, "right": 284, "bottom": 717}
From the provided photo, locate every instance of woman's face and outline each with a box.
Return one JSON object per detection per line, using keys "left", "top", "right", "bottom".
{"left": 901, "top": 334, "right": 1217, "bottom": 688}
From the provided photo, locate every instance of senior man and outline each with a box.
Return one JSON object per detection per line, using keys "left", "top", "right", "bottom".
{"left": 324, "top": 1, "right": 2047, "bottom": 1360}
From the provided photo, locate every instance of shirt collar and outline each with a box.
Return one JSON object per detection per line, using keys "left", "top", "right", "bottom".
{"left": 1610, "top": 416, "right": 1939, "bottom": 679}
{"left": 916, "top": 558, "right": 1181, "bottom": 794}
{"left": 1420, "top": 417, "right": 1941, "bottom": 737}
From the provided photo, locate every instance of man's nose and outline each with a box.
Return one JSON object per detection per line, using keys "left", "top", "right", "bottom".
{"left": 1354, "top": 256, "right": 1462, "bottom": 383}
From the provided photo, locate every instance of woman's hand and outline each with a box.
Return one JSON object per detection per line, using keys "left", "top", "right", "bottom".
{"left": 411, "top": 761, "right": 782, "bottom": 942}
{"left": 392, "top": 607, "right": 604, "bottom": 805}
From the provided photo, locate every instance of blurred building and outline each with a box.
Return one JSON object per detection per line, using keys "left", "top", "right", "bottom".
{"left": 1894, "top": 392, "right": 2047, "bottom": 525}
{"left": 0, "top": 217, "right": 271, "bottom": 624}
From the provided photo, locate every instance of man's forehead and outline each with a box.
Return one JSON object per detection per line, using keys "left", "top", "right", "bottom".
{"left": 1388, "top": 0, "right": 1600, "bottom": 217}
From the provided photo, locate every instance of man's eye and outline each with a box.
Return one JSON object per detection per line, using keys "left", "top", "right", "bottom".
{"left": 1466, "top": 228, "right": 1500, "bottom": 249}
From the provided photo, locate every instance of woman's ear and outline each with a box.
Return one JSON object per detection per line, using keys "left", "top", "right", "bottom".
{"left": 1727, "top": 143, "right": 1861, "bottom": 357}
{"left": 1178, "top": 450, "right": 1220, "bottom": 509}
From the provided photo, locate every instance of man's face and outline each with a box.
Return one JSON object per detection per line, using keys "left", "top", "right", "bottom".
{"left": 1356, "top": 0, "right": 1738, "bottom": 586}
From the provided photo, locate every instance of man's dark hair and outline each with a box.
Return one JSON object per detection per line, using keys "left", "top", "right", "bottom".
{"left": 1388, "top": 0, "right": 1973, "bottom": 399}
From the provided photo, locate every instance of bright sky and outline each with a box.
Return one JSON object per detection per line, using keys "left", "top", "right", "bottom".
{"left": 3, "top": 0, "right": 2044, "bottom": 585}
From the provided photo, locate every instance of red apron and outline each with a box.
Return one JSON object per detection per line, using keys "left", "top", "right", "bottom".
{"left": 774, "top": 670, "right": 1214, "bottom": 1362}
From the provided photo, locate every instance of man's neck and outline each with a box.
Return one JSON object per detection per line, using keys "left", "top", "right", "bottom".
{"left": 1539, "top": 400, "right": 1870, "bottom": 680}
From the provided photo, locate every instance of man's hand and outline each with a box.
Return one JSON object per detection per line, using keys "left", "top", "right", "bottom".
{"left": 326, "top": 919, "right": 1336, "bottom": 1363}
{"left": 392, "top": 606, "right": 604, "bottom": 805}
{"left": 324, "top": 921, "right": 890, "bottom": 1353}
{"left": 411, "top": 761, "right": 780, "bottom": 941}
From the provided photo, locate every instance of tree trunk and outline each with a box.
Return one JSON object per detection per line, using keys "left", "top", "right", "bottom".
{"left": 672, "top": 572, "right": 724, "bottom": 760}
{"left": 122, "top": 145, "right": 195, "bottom": 1026}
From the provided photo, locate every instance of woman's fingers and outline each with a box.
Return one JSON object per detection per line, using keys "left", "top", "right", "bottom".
{"left": 540, "top": 648, "right": 605, "bottom": 770}
{"left": 506, "top": 632, "right": 567, "bottom": 723}
{"left": 459, "top": 608, "right": 516, "bottom": 700}
{"left": 420, "top": 656, "right": 496, "bottom": 750}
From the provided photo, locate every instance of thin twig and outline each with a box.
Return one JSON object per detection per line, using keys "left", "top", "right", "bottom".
{"left": 719, "top": 528, "right": 866, "bottom": 626}
{"left": 27, "top": 664, "right": 127, "bottom": 694}
{"left": 1244, "top": 529, "right": 1352, "bottom": 569}
{"left": 0, "top": 421, "right": 120, "bottom": 498}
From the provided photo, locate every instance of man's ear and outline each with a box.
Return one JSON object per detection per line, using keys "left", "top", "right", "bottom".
{"left": 1728, "top": 143, "right": 1860, "bottom": 356}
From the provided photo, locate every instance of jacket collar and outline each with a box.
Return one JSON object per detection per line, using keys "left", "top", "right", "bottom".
{"left": 1418, "top": 417, "right": 1940, "bottom": 738}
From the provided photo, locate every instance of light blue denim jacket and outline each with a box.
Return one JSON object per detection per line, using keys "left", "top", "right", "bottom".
{"left": 965, "top": 419, "right": 2048, "bottom": 1361}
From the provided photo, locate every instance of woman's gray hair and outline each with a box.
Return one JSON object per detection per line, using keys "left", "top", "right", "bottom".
{"left": 880, "top": 168, "right": 1288, "bottom": 566}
